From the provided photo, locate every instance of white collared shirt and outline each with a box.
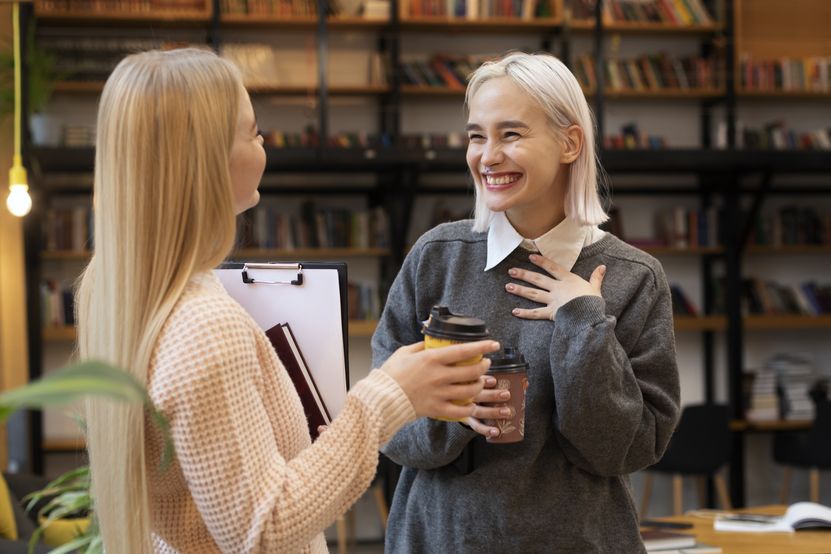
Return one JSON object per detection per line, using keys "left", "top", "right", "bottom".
{"left": 484, "top": 211, "right": 605, "bottom": 272}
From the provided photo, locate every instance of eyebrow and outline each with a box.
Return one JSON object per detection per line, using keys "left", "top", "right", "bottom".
{"left": 465, "top": 120, "right": 530, "bottom": 132}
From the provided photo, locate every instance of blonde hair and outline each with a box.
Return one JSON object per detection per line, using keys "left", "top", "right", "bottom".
{"left": 76, "top": 48, "right": 242, "bottom": 553}
{"left": 465, "top": 52, "right": 608, "bottom": 232}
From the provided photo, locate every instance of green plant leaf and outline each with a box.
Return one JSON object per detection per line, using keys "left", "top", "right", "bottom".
{"left": 41, "top": 534, "right": 93, "bottom": 554}
{"left": 0, "top": 360, "right": 148, "bottom": 421}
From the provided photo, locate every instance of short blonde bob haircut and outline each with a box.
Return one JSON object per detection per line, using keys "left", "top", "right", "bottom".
{"left": 77, "top": 48, "right": 242, "bottom": 553}
{"left": 465, "top": 51, "right": 608, "bottom": 232}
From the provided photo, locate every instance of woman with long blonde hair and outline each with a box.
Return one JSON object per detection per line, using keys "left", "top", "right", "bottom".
{"left": 76, "top": 48, "right": 498, "bottom": 553}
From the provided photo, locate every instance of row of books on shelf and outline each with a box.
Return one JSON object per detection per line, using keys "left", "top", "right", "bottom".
{"left": 742, "top": 279, "right": 831, "bottom": 317}
{"left": 41, "top": 281, "right": 75, "bottom": 328}
{"left": 751, "top": 207, "right": 830, "bottom": 247}
{"left": 739, "top": 55, "right": 831, "bottom": 94}
{"left": 44, "top": 206, "right": 93, "bottom": 253}
{"left": 260, "top": 128, "right": 467, "bottom": 149}
{"left": 36, "top": 0, "right": 206, "bottom": 12}
{"left": 42, "top": 279, "right": 379, "bottom": 329}
{"left": 220, "top": 0, "right": 337, "bottom": 16}
{"left": 670, "top": 280, "right": 831, "bottom": 317}
{"left": 400, "top": 0, "right": 552, "bottom": 19}
{"left": 655, "top": 206, "right": 720, "bottom": 249}
{"left": 574, "top": 53, "right": 722, "bottom": 92}
{"left": 602, "top": 123, "right": 667, "bottom": 150}
{"left": 741, "top": 121, "right": 831, "bottom": 151}
{"left": 347, "top": 282, "right": 381, "bottom": 320}
{"left": 744, "top": 353, "right": 826, "bottom": 422}
{"left": 237, "top": 203, "right": 390, "bottom": 250}
{"left": 570, "top": 0, "right": 713, "bottom": 25}
{"left": 42, "top": 37, "right": 184, "bottom": 83}
{"left": 400, "top": 55, "right": 482, "bottom": 90}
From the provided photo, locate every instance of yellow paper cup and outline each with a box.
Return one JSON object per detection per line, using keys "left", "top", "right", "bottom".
{"left": 422, "top": 306, "right": 489, "bottom": 422}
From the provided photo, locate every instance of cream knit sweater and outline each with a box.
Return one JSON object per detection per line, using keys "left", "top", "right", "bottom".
{"left": 145, "top": 272, "right": 416, "bottom": 553}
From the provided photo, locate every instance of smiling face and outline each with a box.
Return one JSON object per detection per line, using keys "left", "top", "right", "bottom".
{"left": 229, "top": 88, "right": 266, "bottom": 214}
{"left": 466, "top": 77, "right": 580, "bottom": 238}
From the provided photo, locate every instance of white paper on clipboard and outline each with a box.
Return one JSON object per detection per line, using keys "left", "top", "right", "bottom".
{"left": 214, "top": 263, "right": 348, "bottom": 417}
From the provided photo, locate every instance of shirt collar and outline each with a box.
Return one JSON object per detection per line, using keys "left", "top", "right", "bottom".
{"left": 485, "top": 211, "right": 592, "bottom": 272}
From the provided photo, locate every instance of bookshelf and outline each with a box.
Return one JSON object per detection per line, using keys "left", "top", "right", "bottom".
{"left": 22, "top": 0, "right": 831, "bottom": 513}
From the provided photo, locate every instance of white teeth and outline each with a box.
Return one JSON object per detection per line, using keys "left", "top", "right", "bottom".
{"left": 484, "top": 174, "right": 520, "bottom": 186}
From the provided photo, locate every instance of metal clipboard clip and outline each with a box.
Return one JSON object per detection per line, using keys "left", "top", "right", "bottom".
{"left": 241, "top": 263, "right": 304, "bottom": 286}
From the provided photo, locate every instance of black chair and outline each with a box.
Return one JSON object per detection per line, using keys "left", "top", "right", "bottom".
{"left": 773, "top": 400, "right": 831, "bottom": 504}
{"left": 640, "top": 404, "right": 732, "bottom": 517}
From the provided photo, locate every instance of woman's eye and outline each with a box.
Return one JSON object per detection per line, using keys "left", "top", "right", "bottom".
{"left": 468, "top": 134, "right": 485, "bottom": 142}
{"left": 504, "top": 131, "right": 521, "bottom": 139}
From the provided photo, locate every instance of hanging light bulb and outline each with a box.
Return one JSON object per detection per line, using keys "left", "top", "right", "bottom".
{"left": 7, "top": 2, "right": 32, "bottom": 218}
{"left": 7, "top": 155, "right": 31, "bottom": 217}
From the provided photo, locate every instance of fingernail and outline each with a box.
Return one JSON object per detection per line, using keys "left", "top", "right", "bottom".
{"left": 508, "top": 268, "right": 518, "bottom": 276}
{"left": 489, "top": 429, "right": 499, "bottom": 437}
{"left": 512, "top": 308, "right": 520, "bottom": 315}
{"left": 529, "top": 254, "right": 539, "bottom": 261}
{"left": 600, "top": 265, "right": 607, "bottom": 275}
{"left": 499, "top": 408, "right": 511, "bottom": 416}
{"left": 491, "top": 341, "right": 501, "bottom": 350}
{"left": 505, "top": 283, "right": 514, "bottom": 291}
{"left": 499, "top": 391, "right": 510, "bottom": 400}
{"left": 485, "top": 376, "right": 496, "bottom": 386}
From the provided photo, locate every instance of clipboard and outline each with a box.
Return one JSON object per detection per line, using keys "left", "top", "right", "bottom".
{"left": 214, "top": 262, "right": 350, "bottom": 417}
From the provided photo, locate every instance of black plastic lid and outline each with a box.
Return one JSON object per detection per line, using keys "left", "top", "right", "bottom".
{"left": 422, "top": 305, "right": 489, "bottom": 341}
{"left": 486, "top": 346, "right": 528, "bottom": 372}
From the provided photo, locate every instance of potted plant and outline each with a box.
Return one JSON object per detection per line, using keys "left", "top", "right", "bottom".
{"left": 0, "top": 26, "right": 63, "bottom": 145}
{"left": 0, "top": 361, "right": 171, "bottom": 554}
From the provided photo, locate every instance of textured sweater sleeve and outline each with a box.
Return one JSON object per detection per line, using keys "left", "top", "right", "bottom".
{"left": 549, "top": 264, "right": 680, "bottom": 477}
{"left": 372, "top": 243, "right": 479, "bottom": 470}
{"left": 160, "top": 310, "right": 415, "bottom": 553}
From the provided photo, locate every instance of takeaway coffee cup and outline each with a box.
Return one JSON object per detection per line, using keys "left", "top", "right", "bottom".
{"left": 483, "top": 347, "right": 528, "bottom": 443}
{"left": 422, "top": 305, "right": 490, "bottom": 421}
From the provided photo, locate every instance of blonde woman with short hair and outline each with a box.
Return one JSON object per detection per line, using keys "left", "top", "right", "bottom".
{"left": 373, "top": 52, "right": 681, "bottom": 552}
{"left": 76, "top": 48, "right": 499, "bottom": 553}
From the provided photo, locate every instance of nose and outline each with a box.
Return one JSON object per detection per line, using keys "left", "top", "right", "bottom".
{"left": 480, "top": 139, "right": 503, "bottom": 167}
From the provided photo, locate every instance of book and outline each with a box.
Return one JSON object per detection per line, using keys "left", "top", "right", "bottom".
{"left": 714, "top": 502, "right": 831, "bottom": 533}
{"left": 265, "top": 323, "right": 331, "bottom": 440}
{"left": 641, "top": 529, "right": 696, "bottom": 551}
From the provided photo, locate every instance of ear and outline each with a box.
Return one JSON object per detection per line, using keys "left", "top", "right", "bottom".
{"left": 560, "top": 125, "right": 583, "bottom": 164}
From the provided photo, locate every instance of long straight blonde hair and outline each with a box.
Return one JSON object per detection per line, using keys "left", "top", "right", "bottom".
{"left": 465, "top": 52, "right": 608, "bottom": 232}
{"left": 76, "top": 48, "right": 242, "bottom": 553}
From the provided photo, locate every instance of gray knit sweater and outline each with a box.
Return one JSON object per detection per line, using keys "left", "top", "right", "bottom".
{"left": 372, "top": 220, "right": 680, "bottom": 553}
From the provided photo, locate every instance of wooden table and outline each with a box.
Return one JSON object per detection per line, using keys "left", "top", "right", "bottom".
{"left": 653, "top": 505, "right": 831, "bottom": 553}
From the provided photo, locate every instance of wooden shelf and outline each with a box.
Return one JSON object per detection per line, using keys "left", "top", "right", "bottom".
{"left": 55, "top": 82, "right": 390, "bottom": 97}
{"left": 42, "top": 250, "right": 91, "bottom": 261}
{"left": 401, "top": 85, "right": 465, "bottom": 96}
{"left": 744, "top": 315, "right": 831, "bottom": 330}
{"left": 584, "top": 88, "right": 725, "bottom": 100}
{"left": 400, "top": 16, "right": 561, "bottom": 32}
{"left": 746, "top": 244, "right": 831, "bottom": 255}
{"left": 569, "top": 19, "right": 723, "bottom": 33}
{"left": 220, "top": 14, "right": 390, "bottom": 29}
{"left": 348, "top": 320, "right": 378, "bottom": 337}
{"left": 247, "top": 84, "right": 390, "bottom": 95}
{"left": 640, "top": 246, "right": 724, "bottom": 256}
{"left": 738, "top": 89, "right": 831, "bottom": 100}
{"left": 231, "top": 247, "right": 389, "bottom": 259}
{"left": 673, "top": 315, "right": 726, "bottom": 332}
{"left": 53, "top": 81, "right": 105, "bottom": 94}
{"left": 42, "top": 439, "right": 86, "bottom": 452}
{"left": 43, "top": 326, "right": 77, "bottom": 342}
{"left": 44, "top": 320, "right": 379, "bottom": 342}
{"left": 730, "top": 419, "right": 812, "bottom": 432}
{"left": 34, "top": 8, "right": 211, "bottom": 24}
